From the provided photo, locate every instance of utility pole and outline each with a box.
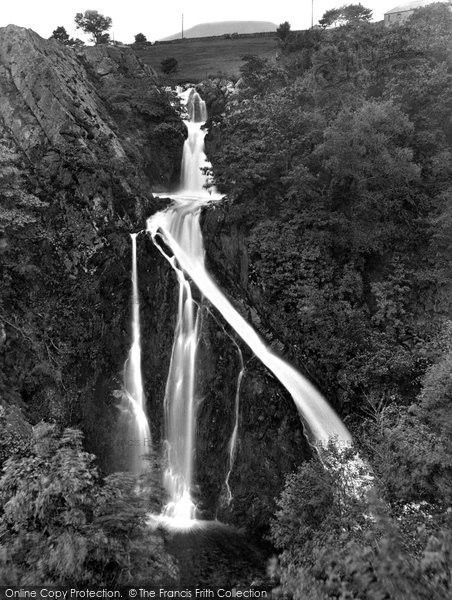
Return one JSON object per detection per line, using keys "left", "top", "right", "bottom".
{"left": 311, "top": 0, "right": 314, "bottom": 28}
{"left": 182, "top": 13, "right": 184, "bottom": 39}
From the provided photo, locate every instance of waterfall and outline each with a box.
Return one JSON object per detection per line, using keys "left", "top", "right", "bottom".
{"left": 148, "top": 87, "right": 352, "bottom": 526}
{"left": 122, "top": 233, "right": 151, "bottom": 473}
{"left": 150, "top": 89, "right": 224, "bottom": 524}
{"left": 225, "top": 345, "right": 244, "bottom": 505}
{"left": 161, "top": 259, "right": 200, "bottom": 521}
{"left": 180, "top": 90, "right": 209, "bottom": 194}
{"left": 148, "top": 206, "right": 352, "bottom": 446}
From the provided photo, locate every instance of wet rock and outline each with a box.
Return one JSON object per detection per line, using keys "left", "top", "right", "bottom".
{"left": 194, "top": 204, "right": 312, "bottom": 532}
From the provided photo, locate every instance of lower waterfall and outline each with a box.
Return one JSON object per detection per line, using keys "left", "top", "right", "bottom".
{"left": 161, "top": 259, "right": 200, "bottom": 521}
{"left": 147, "top": 88, "right": 352, "bottom": 527}
{"left": 121, "top": 233, "right": 151, "bottom": 473}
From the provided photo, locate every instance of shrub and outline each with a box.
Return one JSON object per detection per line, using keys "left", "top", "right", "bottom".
{"left": 373, "top": 409, "right": 452, "bottom": 505}
{"left": 276, "top": 21, "right": 291, "bottom": 42}
{"left": 160, "top": 57, "right": 178, "bottom": 75}
{"left": 0, "top": 423, "right": 175, "bottom": 585}
{"left": 271, "top": 448, "right": 452, "bottom": 600}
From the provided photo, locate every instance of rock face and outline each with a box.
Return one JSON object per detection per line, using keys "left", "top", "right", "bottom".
{"left": 0, "top": 26, "right": 183, "bottom": 471}
{"left": 0, "top": 25, "right": 308, "bottom": 532}
{"left": 0, "top": 26, "right": 185, "bottom": 200}
{"left": 197, "top": 203, "right": 313, "bottom": 531}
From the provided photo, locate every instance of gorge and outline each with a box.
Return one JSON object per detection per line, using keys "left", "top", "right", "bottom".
{"left": 1, "top": 7, "right": 452, "bottom": 595}
{"left": 0, "top": 24, "right": 312, "bottom": 534}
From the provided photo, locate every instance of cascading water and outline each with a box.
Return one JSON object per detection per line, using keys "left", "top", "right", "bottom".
{"left": 148, "top": 206, "right": 352, "bottom": 445}
{"left": 160, "top": 259, "right": 200, "bottom": 521}
{"left": 225, "top": 344, "right": 244, "bottom": 505}
{"left": 180, "top": 89, "right": 209, "bottom": 194}
{"left": 150, "top": 89, "right": 214, "bottom": 524}
{"left": 148, "top": 87, "right": 352, "bottom": 526}
{"left": 121, "top": 233, "right": 151, "bottom": 474}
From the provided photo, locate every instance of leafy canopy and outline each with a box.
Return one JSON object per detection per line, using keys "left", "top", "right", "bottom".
{"left": 75, "top": 10, "right": 112, "bottom": 45}
{"left": 52, "top": 26, "right": 70, "bottom": 43}
{"left": 271, "top": 445, "right": 452, "bottom": 600}
{"left": 276, "top": 21, "right": 291, "bottom": 41}
{"left": 51, "top": 26, "right": 81, "bottom": 47}
{"left": 0, "top": 424, "right": 175, "bottom": 585}
{"left": 319, "top": 3, "right": 373, "bottom": 28}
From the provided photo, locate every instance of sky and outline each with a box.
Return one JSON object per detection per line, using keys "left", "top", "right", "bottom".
{"left": 1, "top": 0, "right": 406, "bottom": 44}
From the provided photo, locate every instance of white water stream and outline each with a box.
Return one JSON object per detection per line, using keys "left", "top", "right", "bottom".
{"left": 122, "top": 233, "right": 151, "bottom": 473}
{"left": 147, "top": 88, "right": 352, "bottom": 526}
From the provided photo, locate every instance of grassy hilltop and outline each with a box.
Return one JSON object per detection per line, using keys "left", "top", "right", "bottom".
{"left": 134, "top": 33, "right": 278, "bottom": 83}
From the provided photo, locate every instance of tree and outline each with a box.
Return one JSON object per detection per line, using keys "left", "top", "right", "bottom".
{"left": 319, "top": 4, "right": 373, "bottom": 28}
{"left": 134, "top": 33, "right": 147, "bottom": 43}
{"left": 238, "top": 55, "right": 288, "bottom": 95}
{"left": 74, "top": 10, "right": 112, "bottom": 45}
{"left": 276, "top": 21, "right": 291, "bottom": 41}
{"left": 342, "top": 3, "right": 373, "bottom": 22}
{"left": 50, "top": 26, "right": 82, "bottom": 48}
{"left": 160, "top": 57, "right": 178, "bottom": 74}
{"left": 319, "top": 7, "right": 343, "bottom": 28}
{"left": 271, "top": 448, "right": 452, "bottom": 600}
{"left": 51, "top": 26, "right": 70, "bottom": 44}
{"left": 0, "top": 424, "right": 175, "bottom": 585}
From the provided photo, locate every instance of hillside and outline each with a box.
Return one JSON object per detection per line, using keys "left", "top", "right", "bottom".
{"left": 203, "top": 5, "right": 452, "bottom": 596}
{"left": 135, "top": 34, "right": 278, "bottom": 83}
{"left": 162, "top": 20, "right": 277, "bottom": 40}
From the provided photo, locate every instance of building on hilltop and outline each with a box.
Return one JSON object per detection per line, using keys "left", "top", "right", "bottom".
{"left": 384, "top": 0, "right": 451, "bottom": 25}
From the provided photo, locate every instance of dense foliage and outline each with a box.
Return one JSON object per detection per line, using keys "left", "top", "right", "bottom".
{"left": 205, "top": 4, "right": 452, "bottom": 596}
{"left": 207, "top": 2, "right": 452, "bottom": 416}
{"left": 50, "top": 26, "right": 82, "bottom": 47}
{"left": 161, "top": 57, "right": 179, "bottom": 75}
{"left": 271, "top": 445, "right": 452, "bottom": 600}
{"left": 0, "top": 424, "right": 175, "bottom": 585}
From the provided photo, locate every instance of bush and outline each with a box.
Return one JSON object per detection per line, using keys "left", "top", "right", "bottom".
{"left": 0, "top": 424, "right": 175, "bottom": 585}
{"left": 271, "top": 447, "right": 452, "bottom": 600}
{"left": 0, "top": 404, "right": 32, "bottom": 466}
{"left": 372, "top": 409, "right": 452, "bottom": 505}
{"left": 160, "top": 57, "right": 178, "bottom": 75}
{"left": 276, "top": 21, "right": 291, "bottom": 42}
{"left": 419, "top": 349, "right": 452, "bottom": 442}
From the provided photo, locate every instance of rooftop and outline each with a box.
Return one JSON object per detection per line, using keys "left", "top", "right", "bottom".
{"left": 385, "top": 0, "right": 444, "bottom": 14}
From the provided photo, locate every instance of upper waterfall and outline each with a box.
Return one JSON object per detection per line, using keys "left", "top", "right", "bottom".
{"left": 179, "top": 89, "right": 212, "bottom": 196}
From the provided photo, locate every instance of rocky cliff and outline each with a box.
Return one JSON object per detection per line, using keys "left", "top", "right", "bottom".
{"left": 197, "top": 204, "right": 312, "bottom": 531}
{"left": 0, "top": 25, "right": 183, "bottom": 470}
